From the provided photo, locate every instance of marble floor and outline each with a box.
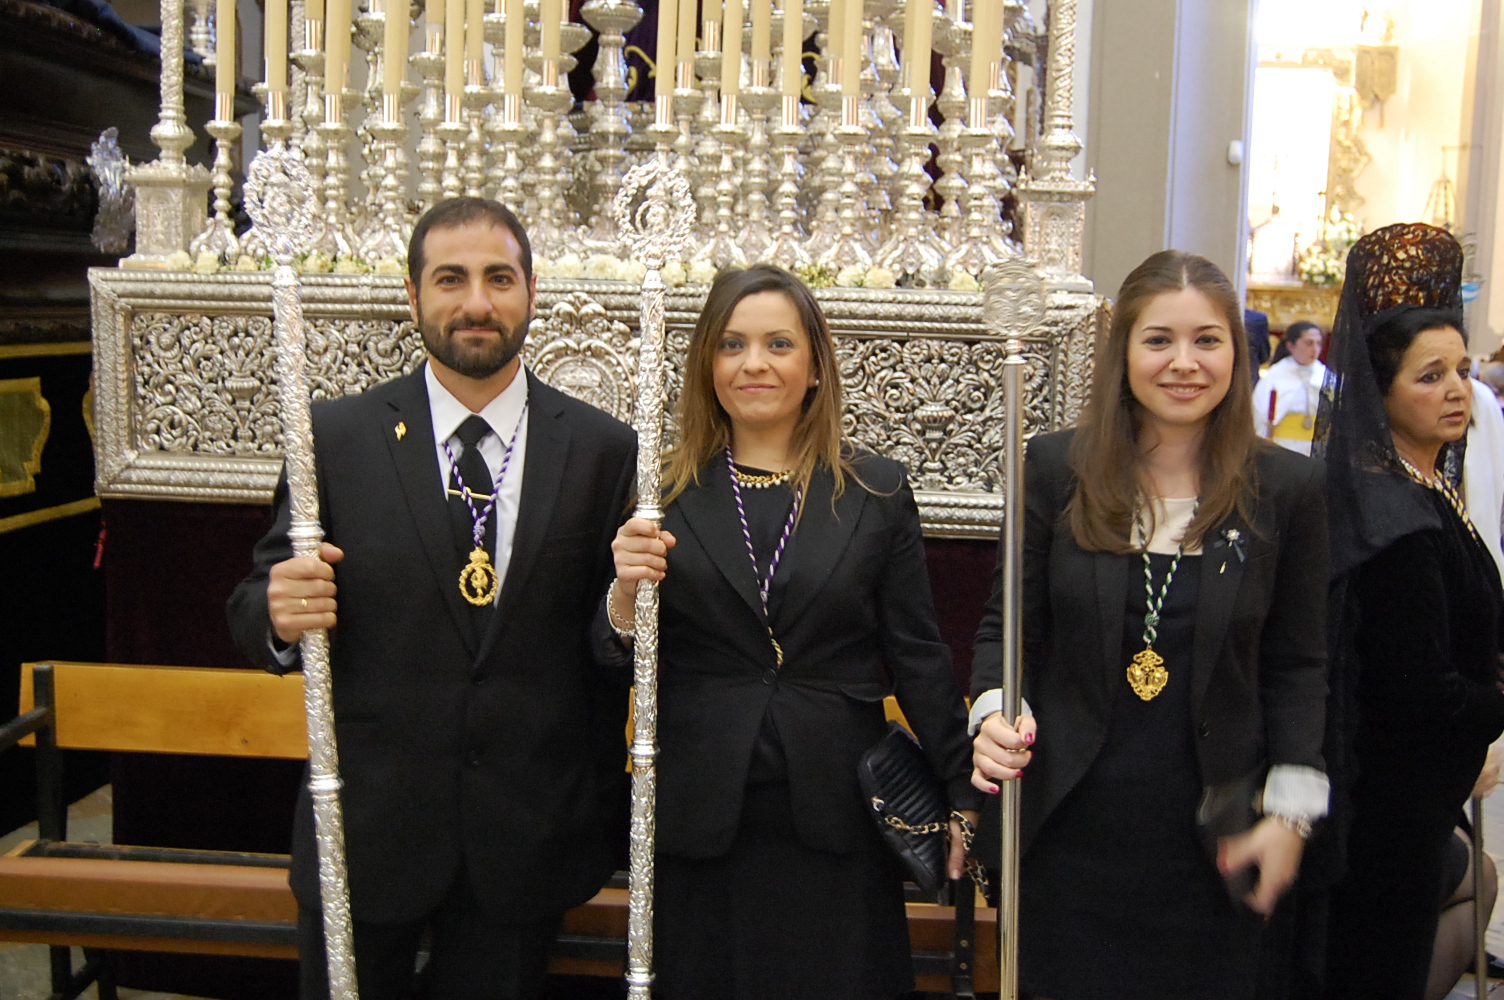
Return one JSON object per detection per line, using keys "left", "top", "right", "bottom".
{"left": 4, "top": 787, "right": 1504, "bottom": 999}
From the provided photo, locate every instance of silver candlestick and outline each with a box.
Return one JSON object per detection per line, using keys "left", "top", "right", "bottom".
{"left": 764, "top": 95, "right": 811, "bottom": 269}
{"left": 739, "top": 69, "right": 776, "bottom": 261}
{"left": 487, "top": 93, "right": 527, "bottom": 211}
{"left": 360, "top": 95, "right": 413, "bottom": 261}
{"left": 581, "top": 0, "right": 643, "bottom": 251}
{"left": 944, "top": 96, "right": 1006, "bottom": 277}
{"left": 189, "top": 95, "right": 243, "bottom": 264}
{"left": 819, "top": 94, "right": 873, "bottom": 270}
{"left": 438, "top": 93, "right": 468, "bottom": 200}
{"left": 295, "top": 22, "right": 329, "bottom": 215}
{"left": 462, "top": 67, "right": 491, "bottom": 198}
{"left": 412, "top": 29, "right": 445, "bottom": 209}
{"left": 525, "top": 59, "right": 574, "bottom": 258}
{"left": 696, "top": 98, "right": 749, "bottom": 268}
{"left": 314, "top": 91, "right": 356, "bottom": 258}
{"left": 873, "top": 90, "right": 945, "bottom": 284}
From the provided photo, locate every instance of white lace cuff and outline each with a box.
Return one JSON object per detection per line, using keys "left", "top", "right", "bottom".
{"left": 1262, "top": 764, "right": 1330, "bottom": 820}
{"left": 967, "top": 688, "right": 1032, "bottom": 735}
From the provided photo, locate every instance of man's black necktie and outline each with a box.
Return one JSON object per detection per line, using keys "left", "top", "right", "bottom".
{"left": 449, "top": 415, "right": 497, "bottom": 596}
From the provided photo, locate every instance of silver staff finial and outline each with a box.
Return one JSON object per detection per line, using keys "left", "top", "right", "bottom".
{"left": 245, "top": 143, "right": 319, "bottom": 265}
{"left": 613, "top": 157, "right": 696, "bottom": 270}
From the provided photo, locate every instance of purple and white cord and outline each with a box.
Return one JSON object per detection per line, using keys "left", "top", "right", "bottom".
{"left": 444, "top": 401, "right": 529, "bottom": 549}
{"left": 726, "top": 447, "right": 801, "bottom": 615}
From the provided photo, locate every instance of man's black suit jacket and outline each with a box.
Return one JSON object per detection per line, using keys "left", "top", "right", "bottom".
{"left": 972, "top": 429, "right": 1329, "bottom": 856}
{"left": 598, "top": 451, "right": 981, "bottom": 859}
{"left": 228, "top": 366, "right": 637, "bottom": 924}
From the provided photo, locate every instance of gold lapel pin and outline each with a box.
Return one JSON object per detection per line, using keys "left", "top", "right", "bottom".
{"left": 395, "top": 421, "right": 407, "bottom": 440}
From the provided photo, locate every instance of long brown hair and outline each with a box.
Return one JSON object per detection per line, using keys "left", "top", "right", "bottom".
{"left": 664, "top": 264, "right": 852, "bottom": 507}
{"left": 1066, "top": 250, "right": 1258, "bottom": 552}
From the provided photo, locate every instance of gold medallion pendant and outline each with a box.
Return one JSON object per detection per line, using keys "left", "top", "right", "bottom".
{"left": 460, "top": 548, "right": 501, "bottom": 606}
{"left": 1127, "top": 646, "right": 1168, "bottom": 701}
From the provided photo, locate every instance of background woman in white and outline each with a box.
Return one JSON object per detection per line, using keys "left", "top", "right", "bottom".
{"left": 1253, "top": 321, "right": 1326, "bottom": 454}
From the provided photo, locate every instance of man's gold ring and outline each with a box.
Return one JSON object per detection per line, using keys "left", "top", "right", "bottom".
{"left": 301, "top": 598, "right": 308, "bottom": 610}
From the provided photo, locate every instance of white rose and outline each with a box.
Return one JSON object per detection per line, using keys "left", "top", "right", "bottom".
{"left": 192, "top": 251, "right": 220, "bottom": 274}
{"left": 583, "top": 254, "right": 620, "bottom": 280}
{"left": 375, "top": 257, "right": 405, "bottom": 275}
{"left": 865, "top": 266, "right": 897, "bottom": 289}
{"left": 555, "top": 252, "right": 584, "bottom": 278}
{"left": 333, "top": 257, "right": 365, "bottom": 274}
{"left": 661, "top": 260, "right": 687, "bottom": 286}
{"left": 948, "top": 270, "right": 981, "bottom": 291}
{"left": 533, "top": 257, "right": 555, "bottom": 278}
{"left": 688, "top": 259, "right": 718, "bottom": 285}
{"left": 234, "top": 254, "right": 261, "bottom": 272}
{"left": 619, "top": 259, "right": 648, "bottom": 284}
{"left": 303, "top": 251, "right": 333, "bottom": 274}
{"left": 834, "top": 264, "right": 866, "bottom": 287}
{"left": 164, "top": 250, "right": 193, "bottom": 271}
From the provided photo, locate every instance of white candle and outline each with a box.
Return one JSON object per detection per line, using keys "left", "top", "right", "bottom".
{"left": 780, "top": 0, "right": 801, "bottom": 96}
{"left": 721, "top": 0, "right": 743, "bottom": 95}
{"left": 265, "top": 0, "right": 288, "bottom": 94}
{"left": 215, "top": 0, "right": 235, "bottom": 100}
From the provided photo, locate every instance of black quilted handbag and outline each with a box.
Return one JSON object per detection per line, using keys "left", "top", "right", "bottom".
{"left": 857, "top": 721, "right": 951, "bottom": 895}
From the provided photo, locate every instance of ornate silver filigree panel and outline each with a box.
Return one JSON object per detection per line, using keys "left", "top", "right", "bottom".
{"left": 91, "top": 270, "right": 1102, "bottom": 535}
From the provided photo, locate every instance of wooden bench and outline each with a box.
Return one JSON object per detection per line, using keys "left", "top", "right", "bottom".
{"left": 0, "top": 662, "right": 994, "bottom": 998}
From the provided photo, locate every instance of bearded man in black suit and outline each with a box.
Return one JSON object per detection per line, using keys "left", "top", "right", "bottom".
{"left": 228, "top": 197, "right": 637, "bottom": 1000}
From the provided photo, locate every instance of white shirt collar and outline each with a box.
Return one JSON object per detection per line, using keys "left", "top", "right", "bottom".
{"left": 424, "top": 360, "right": 530, "bottom": 445}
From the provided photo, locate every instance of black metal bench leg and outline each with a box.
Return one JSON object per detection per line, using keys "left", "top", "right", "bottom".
{"left": 88, "top": 949, "right": 119, "bottom": 1000}
{"left": 47, "top": 944, "right": 72, "bottom": 1000}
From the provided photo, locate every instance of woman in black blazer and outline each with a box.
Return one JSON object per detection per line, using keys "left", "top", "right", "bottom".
{"left": 602, "top": 264, "right": 980, "bottom": 1000}
{"left": 971, "top": 251, "right": 1330, "bottom": 1000}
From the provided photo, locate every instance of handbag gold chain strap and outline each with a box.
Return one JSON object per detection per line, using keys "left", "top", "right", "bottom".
{"left": 870, "top": 800, "right": 990, "bottom": 890}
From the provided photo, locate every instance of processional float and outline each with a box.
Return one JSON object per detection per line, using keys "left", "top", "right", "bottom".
{"left": 93, "top": 0, "right": 1103, "bottom": 990}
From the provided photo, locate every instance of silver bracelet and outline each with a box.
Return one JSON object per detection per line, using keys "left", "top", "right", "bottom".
{"left": 606, "top": 579, "right": 636, "bottom": 639}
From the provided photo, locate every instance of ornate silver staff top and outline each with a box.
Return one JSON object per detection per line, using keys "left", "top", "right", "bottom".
{"left": 245, "top": 142, "right": 319, "bottom": 268}
{"left": 610, "top": 152, "right": 694, "bottom": 1000}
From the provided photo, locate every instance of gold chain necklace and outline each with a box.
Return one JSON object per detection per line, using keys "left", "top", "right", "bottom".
{"left": 732, "top": 466, "right": 793, "bottom": 489}
{"left": 1395, "top": 455, "right": 1482, "bottom": 547}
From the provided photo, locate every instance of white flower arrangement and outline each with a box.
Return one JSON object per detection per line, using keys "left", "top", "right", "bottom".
{"left": 1297, "top": 208, "right": 1364, "bottom": 288}
{"left": 234, "top": 254, "right": 261, "bottom": 272}
{"left": 583, "top": 254, "right": 621, "bottom": 280}
{"left": 164, "top": 250, "right": 193, "bottom": 271}
{"left": 865, "top": 266, "right": 897, "bottom": 289}
{"left": 374, "top": 257, "right": 405, "bottom": 275}
{"left": 834, "top": 264, "right": 867, "bottom": 287}
{"left": 687, "top": 259, "right": 719, "bottom": 285}
{"left": 192, "top": 251, "right": 220, "bottom": 274}
{"left": 332, "top": 256, "right": 368, "bottom": 274}
{"left": 947, "top": 270, "right": 982, "bottom": 291}
{"left": 302, "top": 251, "right": 333, "bottom": 274}
{"left": 660, "top": 260, "right": 688, "bottom": 286}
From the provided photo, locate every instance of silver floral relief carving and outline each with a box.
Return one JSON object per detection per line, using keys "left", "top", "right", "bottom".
{"left": 302, "top": 319, "right": 425, "bottom": 401}
{"left": 133, "top": 312, "right": 281, "bottom": 455}
{"left": 841, "top": 337, "right": 1052, "bottom": 493}
{"left": 130, "top": 311, "right": 425, "bottom": 457}
{"left": 97, "top": 270, "right": 1103, "bottom": 534}
{"left": 523, "top": 293, "right": 641, "bottom": 424}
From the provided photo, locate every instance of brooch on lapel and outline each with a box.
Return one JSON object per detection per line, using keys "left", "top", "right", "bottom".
{"left": 394, "top": 421, "right": 407, "bottom": 441}
{"left": 1212, "top": 528, "right": 1246, "bottom": 573}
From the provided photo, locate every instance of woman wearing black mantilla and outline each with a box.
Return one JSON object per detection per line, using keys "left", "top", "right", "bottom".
{"left": 1316, "top": 223, "right": 1504, "bottom": 1000}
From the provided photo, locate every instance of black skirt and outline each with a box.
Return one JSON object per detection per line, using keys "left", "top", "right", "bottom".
{"left": 1020, "top": 553, "right": 1264, "bottom": 1000}
{"left": 654, "top": 780, "right": 914, "bottom": 1000}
